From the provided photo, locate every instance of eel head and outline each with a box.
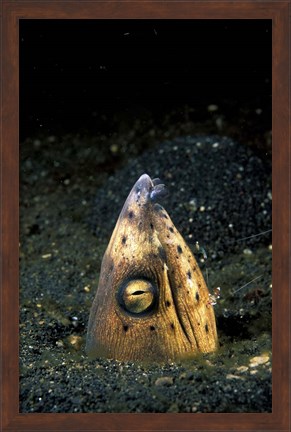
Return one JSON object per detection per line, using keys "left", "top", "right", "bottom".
{"left": 86, "top": 174, "right": 218, "bottom": 362}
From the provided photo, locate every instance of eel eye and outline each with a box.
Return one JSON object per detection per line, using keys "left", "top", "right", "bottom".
{"left": 119, "top": 279, "right": 158, "bottom": 315}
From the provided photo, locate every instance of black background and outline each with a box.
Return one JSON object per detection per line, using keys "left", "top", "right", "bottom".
{"left": 20, "top": 20, "right": 272, "bottom": 141}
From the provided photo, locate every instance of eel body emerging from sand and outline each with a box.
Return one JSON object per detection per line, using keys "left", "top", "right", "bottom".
{"left": 86, "top": 174, "right": 218, "bottom": 362}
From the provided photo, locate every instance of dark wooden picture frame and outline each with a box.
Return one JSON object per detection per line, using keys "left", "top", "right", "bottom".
{"left": 1, "top": 1, "right": 290, "bottom": 431}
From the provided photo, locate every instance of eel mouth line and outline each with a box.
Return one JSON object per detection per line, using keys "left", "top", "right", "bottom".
{"left": 157, "top": 240, "right": 194, "bottom": 346}
{"left": 167, "top": 266, "right": 192, "bottom": 344}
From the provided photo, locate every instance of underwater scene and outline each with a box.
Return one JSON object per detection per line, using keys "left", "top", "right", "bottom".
{"left": 19, "top": 19, "right": 272, "bottom": 412}
{"left": 20, "top": 131, "right": 272, "bottom": 412}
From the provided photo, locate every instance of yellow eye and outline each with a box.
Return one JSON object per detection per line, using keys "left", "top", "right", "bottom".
{"left": 119, "top": 279, "right": 157, "bottom": 315}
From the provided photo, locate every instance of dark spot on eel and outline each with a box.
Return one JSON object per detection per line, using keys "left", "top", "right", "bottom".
{"left": 150, "top": 326, "right": 155, "bottom": 331}
{"left": 170, "top": 323, "right": 175, "bottom": 329}
{"left": 177, "top": 245, "right": 183, "bottom": 254}
{"left": 123, "top": 325, "right": 129, "bottom": 332}
{"left": 187, "top": 270, "right": 192, "bottom": 279}
{"left": 165, "top": 300, "right": 171, "bottom": 307}
{"left": 196, "top": 292, "right": 200, "bottom": 301}
{"left": 158, "top": 246, "right": 166, "bottom": 261}
{"left": 150, "top": 223, "right": 154, "bottom": 230}
{"left": 169, "top": 227, "right": 174, "bottom": 233}
{"left": 121, "top": 236, "right": 127, "bottom": 245}
{"left": 205, "top": 323, "right": 209, "bottom": 333}
{"left": 128, "top": 211, "right": 134, "bottom": 219}
{"left": 154, "top": 204, "right": 163, "bottom": 212}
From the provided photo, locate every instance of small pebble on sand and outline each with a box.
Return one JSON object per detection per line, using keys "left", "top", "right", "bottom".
{"left": 249, "top": 354, "right": 270, "bottom": 368}
{"left": 155, "top": 376, "right": 174, "bottom": 387}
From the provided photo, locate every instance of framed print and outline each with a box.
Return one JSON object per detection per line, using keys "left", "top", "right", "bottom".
{"left": 1, "top": 1, "right": 290, "bottom": 431}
